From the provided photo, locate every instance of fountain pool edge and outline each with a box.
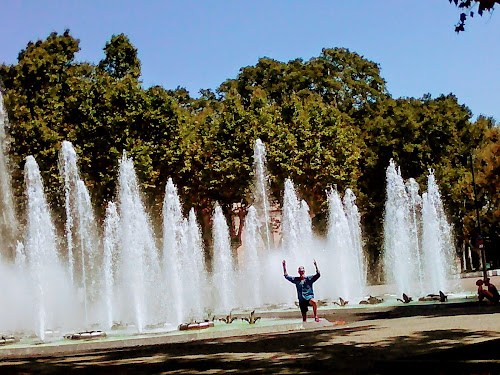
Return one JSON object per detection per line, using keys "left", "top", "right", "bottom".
{"left": 0, "top": 318, "right": 338, "bottom": 359}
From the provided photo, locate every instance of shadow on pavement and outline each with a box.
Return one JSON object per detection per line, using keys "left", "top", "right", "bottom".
{"left": 370, "top": 336, "right": 500, "bottom": 375}
{"left": 0, "top": 323, "right": 499, "bottom": 374}
{"left": 332, "top": 300, "right": 500, "bottom": 323}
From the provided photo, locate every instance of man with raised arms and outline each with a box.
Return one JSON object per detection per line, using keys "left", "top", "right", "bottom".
{"left": 283, "top": 259, "right": 321, "bottom": 322}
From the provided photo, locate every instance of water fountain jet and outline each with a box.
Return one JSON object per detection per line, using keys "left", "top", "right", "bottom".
{"left": 212, "top": 203, "right": 236, "bottom": 313}
{"left": 383, "top": 160, "right": 458, "bottom": 296}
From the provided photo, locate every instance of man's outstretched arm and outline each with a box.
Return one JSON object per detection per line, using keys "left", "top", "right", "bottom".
{"left": 312, "top": 259, "right": 320, "bottom": 281}
{"left": 283, "top": 260, "right": 294, "bottom": 282}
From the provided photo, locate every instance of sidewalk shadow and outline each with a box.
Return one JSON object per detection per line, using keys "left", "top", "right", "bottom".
{"left": 343, "top": 300, "right": 500, "bottom": 322}
{"left": 369, "top": 336, "right": 500, "bottom": 375}
{"left": 1, "top": 324, "right": 499, "bottom": 374}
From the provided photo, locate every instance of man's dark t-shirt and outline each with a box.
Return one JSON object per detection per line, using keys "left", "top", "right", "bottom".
{"left": 285, "top": 272, "right": 320, "bottom": 302}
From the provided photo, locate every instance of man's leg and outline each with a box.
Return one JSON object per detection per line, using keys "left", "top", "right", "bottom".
{"left": 483, "top": 290, "right": 495, "bottom": 303}
{"left": 478, "top": 290, "right": 485, "bottom": 301}
{"left": 300, "top": 301, "right": 308, "bottom": 322}
{"left": 309, "top": 299, "right": 319, "bottom": 321}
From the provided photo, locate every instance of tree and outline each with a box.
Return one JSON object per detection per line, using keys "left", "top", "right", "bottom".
{"left": 219, "top": 48, "right": 387, "bottom": 115}
{"left": 467, "top": 119, "right": 499, "bottom": 266}
{"left": 0, "top": 30, "right": 81, "bottom": 212}
{"left": 137, "top": 85, "right": 191, "bottom": 209}
{"left": 181, "top": 94, "right": 254, "bottom": 249}
{"left": 2, "top": 31, "right": 498, "bottom": 269}
{"left": 74, "top": 72, "right": 147, "bottom": 213}
{"left": 262, "top": 93, "right": 364, "bottom": 219}
{"left": 98, "top": 34, "right": 141, "bottom": 79}
{"left": 355, "top": 94, "right": 482, "bottom": 274}
{"left": 450, "top": 0, "right": 499, "bottom": 32}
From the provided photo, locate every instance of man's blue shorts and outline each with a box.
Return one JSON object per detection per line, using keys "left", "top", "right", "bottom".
{"left": 299, "top": 299, "right": 310, "bottom": 314}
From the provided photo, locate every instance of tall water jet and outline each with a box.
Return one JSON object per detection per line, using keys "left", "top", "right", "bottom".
{"left": 0, "top": 91, "right": 18, "bottom": 257}
{"left": 212, "top": 203, "right": 236, "bottom": 313}
{"left": 421, "top": 171, "right": 458, "bottom": 292}
{"left": 102, "top": 201, "right": 120, "bottom": 330}
{"left": 383, "top": 160, "right": 415, "bottom": 295}
{"left": 176, "top": 217, "right": 205, "bottom": 321}
{"left": 299, "top": 199, "right": 313, "bottom": 247}
{"left": 184, "top": 208, "right": 207, "bottom": 319}
{"left": 252, "top": 139, "right": 273, "bottom": 251}
{"left": 326, "top": 188, "right": 365, "bottom": 301}
{"left": 15, "top": 241, "right": 27, "bottom": 268}
{"left": 24, "top": 156, "right": 74, "bottom": 339}
{"left": 162, "top": 180, "right": 207, "bottom": 323}
{"left": 116, "top": 153, "right": 160, "bottom": 332}
{"left": 282, "top": 179, "right": 300, "bottom": 256}
{"left": 281, "top": 179, "right": 313, "bottom": 261}
{"left": 58, "top": 141, "right": 99, "bottom": 323}
{"left": 239, "top": 205, "right": 263, "bottom": 308}
{"left": 343, "top": 189, "right": 366, "bottom": 294}
{"left": 406, "top": 178, "right": 424, "bottom": 292}
{"left": 383, "top": 160, "right": 458, "bottom": 295}
{"left": 162, "top": 178, "right": 186, "bottom": 325}
{"left": 58, "top": 141, "right": 77, "bottom": 284}
{"left": 75, "top": 180, "right": 99, "bottom": 322}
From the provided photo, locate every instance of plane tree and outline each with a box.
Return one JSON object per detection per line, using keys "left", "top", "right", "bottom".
{"left": 450, "top": 0, "right": 498, "bottom": 32}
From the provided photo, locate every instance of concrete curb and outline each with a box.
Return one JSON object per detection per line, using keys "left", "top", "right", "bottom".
{"left": 0, "top": 319, "right": 336, "bottom": 359}
{"left": 461, "top": 269, "right": 500, "bottom": 278}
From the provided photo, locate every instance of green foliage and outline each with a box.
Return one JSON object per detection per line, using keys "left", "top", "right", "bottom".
{"left": 352, "top": 93, "right": 497, "bottom": 266}
{"left": 98, "top": 34, "right": 141, "bottom": 79}
{"left": 0, "top": 30, "right": 81, "bottom": 212}
{"left": 262, "top": 93, "right": 364, "bottom": 216}
{"left": 179, "top": 94, "right": 254, "bottom": 245}
{"left": 1, "top": 31, "right": 498, "bottom": 266}
{"left": 219, "top": 48, "right": 386, "bottom": 114}
{"left": 450, "top": 0, "right": 498, "bottom": 32}
{"left": 466, "top": 120, "right": 499, "bottom": 256}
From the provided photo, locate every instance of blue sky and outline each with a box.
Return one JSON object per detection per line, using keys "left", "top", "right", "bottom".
{"left": 1, "top": 0, "right": 499, "bottom": 121}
